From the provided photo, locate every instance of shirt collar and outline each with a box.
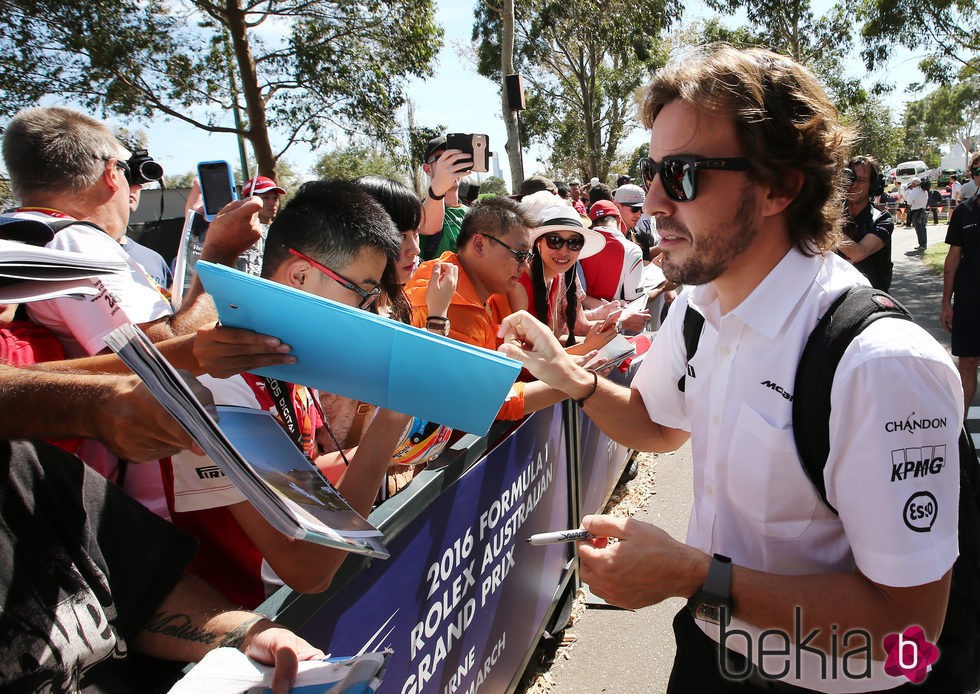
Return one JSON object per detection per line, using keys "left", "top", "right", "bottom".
{"left": 690, "top": 247, "right": 823, "bottom": 340}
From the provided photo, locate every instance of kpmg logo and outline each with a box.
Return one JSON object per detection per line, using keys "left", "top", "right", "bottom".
{"left": 759, "top": 380, "right": 793, "bottom": 401}
{"left": 890, "top": 446, "right": 946, "bottom": 482}
{"left": 885, "top": 412, "right": 947, "bottom": 433}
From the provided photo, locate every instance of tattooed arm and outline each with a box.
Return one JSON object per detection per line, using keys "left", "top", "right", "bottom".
{"left": 132, "top": 573, "right": 323, "bottom": 693}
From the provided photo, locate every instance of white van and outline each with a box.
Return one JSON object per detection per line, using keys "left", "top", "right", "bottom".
{"left": 894, "top": 160, "right": 928, "bottom": 187}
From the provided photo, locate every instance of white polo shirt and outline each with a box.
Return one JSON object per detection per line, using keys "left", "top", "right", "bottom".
{"left": 633, "top": 248, "right": 961, "bottom": 692}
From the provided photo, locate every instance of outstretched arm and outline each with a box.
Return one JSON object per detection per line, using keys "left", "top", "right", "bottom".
{"left": 132, "top": 572, "right": 323, "bottom": 694}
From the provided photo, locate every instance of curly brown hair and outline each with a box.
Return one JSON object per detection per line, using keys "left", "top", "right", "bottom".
{"left": 641, "top": 44, "right": 854, "bottom": 254}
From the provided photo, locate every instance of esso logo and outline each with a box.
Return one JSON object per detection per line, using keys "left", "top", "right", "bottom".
{"left": 903, "top": 492, "right": 938, "bottom": 532}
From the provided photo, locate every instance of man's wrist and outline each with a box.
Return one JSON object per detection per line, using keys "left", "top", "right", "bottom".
{"left": 428, "top": 185, "right": 446, "bottom": 201}
{"left": 566, "top": 366, "right": 598, "bottom": 404}
{"left": 220, "top": 614, "right": 272, "bottom": 651}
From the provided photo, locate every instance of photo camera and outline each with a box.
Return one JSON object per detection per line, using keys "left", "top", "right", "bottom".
{"left": 126, "top": 149, "right": 164, "bottom": 186}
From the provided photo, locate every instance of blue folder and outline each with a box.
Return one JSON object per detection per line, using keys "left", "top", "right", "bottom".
{"left": 196, "top": 261, "right": 522, "bottom": 435}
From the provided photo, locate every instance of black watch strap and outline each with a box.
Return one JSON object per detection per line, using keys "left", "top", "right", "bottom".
{"left": 703, "top": 553, "right": 732, "bottom": 597}
{"left": 687, "top": 553, "right": 733, "bottom": 626}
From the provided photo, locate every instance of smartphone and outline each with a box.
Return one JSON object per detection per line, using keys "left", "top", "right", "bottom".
{"left": 587, "top": 334, "right": 636, "bottom": 372}
{"left": 197, "top": 160, "right": 237, "bottom": 222}
{"left": 446, "top": 133, "right": 490, "bottom": 173}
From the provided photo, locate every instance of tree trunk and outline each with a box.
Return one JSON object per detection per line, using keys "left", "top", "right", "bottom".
{"left": 500, "top": 0, "right": 524, "bottom": 191}
{"left": 223, "top": 0, "right": 277, "bottom": 178}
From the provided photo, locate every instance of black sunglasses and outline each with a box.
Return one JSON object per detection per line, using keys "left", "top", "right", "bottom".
{"left": 542, "top": 233, "right": 585, "bottom": 252}
{"left": 972, "top": 166, "right": 980, "bottom": 177}
{"left": 638, "top": 156, "right": 750, "bottom": 202}
{"left": 481, "top": 233, "right": 534, "bottom": 264}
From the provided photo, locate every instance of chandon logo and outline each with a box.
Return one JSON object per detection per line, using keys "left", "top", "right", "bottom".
{"left": 885, "top": 412, "right": 947, "bottom": 433}
{"left": 760, "top": 380, "right": 793, "bottom": 401}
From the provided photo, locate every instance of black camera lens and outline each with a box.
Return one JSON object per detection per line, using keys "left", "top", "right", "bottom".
{"left": 125, "top": 149, "right": 164, "bottom": 185}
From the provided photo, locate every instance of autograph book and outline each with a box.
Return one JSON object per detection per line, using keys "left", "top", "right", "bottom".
{"left": 104, "top": 323, "right": 388, "bottom": 558}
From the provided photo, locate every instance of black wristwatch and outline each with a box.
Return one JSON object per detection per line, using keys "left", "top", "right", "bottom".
{"left": 687, "top": 553, "right": 733, "bottom": 626}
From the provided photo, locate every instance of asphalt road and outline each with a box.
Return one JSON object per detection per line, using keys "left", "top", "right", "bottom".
{"left": 547, "top": 218, "right": 967, "bottom": 693}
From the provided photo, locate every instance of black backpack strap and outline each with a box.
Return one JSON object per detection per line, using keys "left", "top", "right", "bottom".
{"left": 0, "top": 217, "right": 105, "bottom": 247}
{"left": 46, "top": 219, "right": 105, "bottom": 234}
{"left": 678, "top": 304, "right": 705, "bottom": 393}
{"left": 792, "top": 286, "right": 913, "bottom": 514}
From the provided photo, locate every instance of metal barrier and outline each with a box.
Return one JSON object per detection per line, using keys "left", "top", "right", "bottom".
{"left": 255, "top": 396, "right": 633, "bottom": 693}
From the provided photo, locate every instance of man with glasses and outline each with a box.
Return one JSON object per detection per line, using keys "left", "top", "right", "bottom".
{"left": 941, "top": 152, "right": 980, "bottom": 414}
{"left": 613, "top": 183, "right": 646, "bottom": 235}
{"left": 837, "top": 155, "right": 894, "bottom": 290}
{"left": 2, "top": 106, "right": 262, "bottom": 518}
{"left": 168, "top": 179, "right": 414, "bottom": 605}
{"left": 405, "top": 197, "right": 569, "bottom": 420}
{"left": 3, "top": 107, "right": 261, "bottom": 356}
{"left": 498, "top": 45, "right": 959, "bottom": 692}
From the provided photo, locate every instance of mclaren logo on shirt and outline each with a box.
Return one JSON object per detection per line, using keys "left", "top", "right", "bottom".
{"left": 891, "top": 446, "right": 945, "bottom": 482}
{"left": 760, "top": 380, "right": 793, "bottom": 401}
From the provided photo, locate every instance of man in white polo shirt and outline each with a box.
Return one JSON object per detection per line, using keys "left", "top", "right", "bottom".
{"left": 499, "top": 45, "right": 960, "bottom": 692}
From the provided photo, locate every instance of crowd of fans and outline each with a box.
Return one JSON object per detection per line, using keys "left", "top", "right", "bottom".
{"left": 0, "top": 104, "right": 672, "bottom": 690}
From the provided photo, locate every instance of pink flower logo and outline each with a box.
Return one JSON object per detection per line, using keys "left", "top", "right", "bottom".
{"left": 883, "top": 626, "right": 939, "bottom": 683}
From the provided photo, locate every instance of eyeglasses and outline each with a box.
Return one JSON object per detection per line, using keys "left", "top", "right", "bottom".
{"left": 638, "top": 155, "right": 750, "bottom": 202}
{"left": 481, "top": 233, "right": 534, "bottom": 264}
{"left": 542, "top": 233, "right": 585, "bottom": 252}
{"left": 284, "top": 245, "right": 382, "bottom": 309}
{"left": 972, "top": 166, "right": 980, "bottom": 177}
{"left": 623, "top": 204, "right": 643, "bottom": 212}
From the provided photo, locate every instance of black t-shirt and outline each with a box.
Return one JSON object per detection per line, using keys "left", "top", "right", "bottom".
{"left": 845, "top": 203, "right": 894, "bottom": 291}
{"left": 945, "top": 196, "right": 980, "bottom": 301}
{"left": 0, "top": 440, "right": 197, "bottom": 692}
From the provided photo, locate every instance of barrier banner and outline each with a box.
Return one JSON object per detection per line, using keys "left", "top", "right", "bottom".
{"left": 294, "top": 405, "right": 571, "bottom": 693}
{"left": 578, "top": 359, "right": 633, "bottom": 515}
{"left": 578, "top": 412, "right": 631, "bottom": 515}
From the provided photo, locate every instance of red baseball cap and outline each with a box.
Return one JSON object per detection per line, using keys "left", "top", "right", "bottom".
{"left": 588, "top": 200, "right": 621, "bottom": 221}
{"left": 242, "top": 176, "right": 285, "bottom": 196}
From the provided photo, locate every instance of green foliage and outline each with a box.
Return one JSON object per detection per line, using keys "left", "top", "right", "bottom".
{"left": 313, "top": 145, "right": 408, "bottom": 183}
{"left": 859, "top": 0, "right": 979, "bottom": 82}
{"left": 163, "top": 171, "right": 197, "bottom": 189}
{"left": 478, "top": 176, "right": 509, "bottom": 196}
{"left": 901, "top": 78, "right": 980, "bottom": 167}
{"left": 0, "top": 0, "right": 442, "bottom": 172}
{"left": 840, "top": 98, "right": 904, "bottom": 166}
{"left": 472, "top": 0, "right": 679, "bottom": 180}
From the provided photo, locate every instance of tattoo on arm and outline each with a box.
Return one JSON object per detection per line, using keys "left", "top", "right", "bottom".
{"left": 218, "top": 615, "right": 265, "bottom": 649}
{"left": 142, "top": 610, "right": 218, "bottom": 646}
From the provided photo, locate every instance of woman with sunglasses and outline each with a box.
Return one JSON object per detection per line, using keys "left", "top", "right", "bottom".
{"left": 515, "top": 201, "right": 614, "bottom": 351}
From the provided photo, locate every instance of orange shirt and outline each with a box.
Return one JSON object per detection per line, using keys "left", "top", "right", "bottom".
{"left": 405, "top": 252, "right": 526, "bottom": 420}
